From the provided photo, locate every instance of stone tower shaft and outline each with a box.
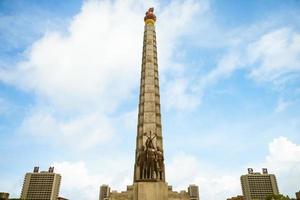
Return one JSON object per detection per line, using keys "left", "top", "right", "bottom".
{"left": 134, "top": 8, "right": 165, "bottom": 182}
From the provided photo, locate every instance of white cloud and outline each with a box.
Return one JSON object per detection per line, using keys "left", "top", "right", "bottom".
{"left": 199, "top": 52, "right": 241, "bottom": 90}
{"left": 167, "top": 152, "right": 241, "bottom": 200}
{"left": 263, "top": 137, "right": 300, "bottom": 195}
{"left": 167, "top": 137, "right": 300, "bottom": 200}
{"left": 52, "top": 158, "right": 133, "bottom": 200}
{"left": 7, "top": 137, "right": 298, "bottom": 200}
{"left": 267, "top": 137, "right": 300, "bottom": 163}
{"left": 0, "top": 0, "right": 204, "bottom": 148}
{"left": 19, "top": 110, "right": 114, "bottom": 151}
{"left": 157, "top": 0, "right": 203, "bottom": 70}
{"left": 164, "top": 78, "right": 200, "bottom": 111}
{"left": 53, "top": 153, "right": 241, "bottom": 200}
{"left": 191, "top": 27, "right": 300, "bottom": 106}
{"left": 275, "top": 98, "right": 292, "bottom": 113}
{"left": 247, "top": 28, "right": 300, "bottom": 82}
{"left": 0, "top": 0, "right": 203, "bottom": 113}
{"left": 53, "top": 161, "right": 97, "bottom": 199}
{"left": 241, "top": 137, "right": 300, "bottom": 198}
{"left": 0, "top": 0, "right": 144, "bottom": 113}
{"left": 167, "top": 152, "right": 200, "bottom": 186}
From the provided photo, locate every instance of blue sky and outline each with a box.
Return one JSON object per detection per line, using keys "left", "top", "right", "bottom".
{"left": 0, "top": 0, "right": 300, "bottom": 199}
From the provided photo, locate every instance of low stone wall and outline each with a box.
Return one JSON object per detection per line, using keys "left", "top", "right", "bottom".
{"left": 106, "top": 183, "right": 196, "bottom": 200}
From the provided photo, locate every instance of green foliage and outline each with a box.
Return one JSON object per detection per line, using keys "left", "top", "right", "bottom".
{"left": 8, "top": 198, "right": 28, "bottom": 200}
{"left": 265, "top": 194, "right": 296, "bottom": 200}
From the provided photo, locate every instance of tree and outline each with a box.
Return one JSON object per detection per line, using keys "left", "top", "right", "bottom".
{"left": 265, "top": 194, "right": 295, "bottom": 200}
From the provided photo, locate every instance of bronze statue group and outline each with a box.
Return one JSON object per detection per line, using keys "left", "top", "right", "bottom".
{"left": 137, "top": 132, "right": 164, "bottom": 181}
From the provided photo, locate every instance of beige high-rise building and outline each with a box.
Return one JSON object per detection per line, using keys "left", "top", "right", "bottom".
{"left": 241, "top": 168, "right": 279, "bottom": 200}
{"left": 21, "top": 166, "right": 61, "bottom": 200}
{"left": 99, "top": 8, "right": 199, "bottom": 200}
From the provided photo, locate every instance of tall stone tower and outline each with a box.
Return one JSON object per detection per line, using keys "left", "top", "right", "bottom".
{"left": 134, "top": 7, "right": 165, "bottom": 183}
{"left": 99, "top": 8, "right": 199, "bottom": 200}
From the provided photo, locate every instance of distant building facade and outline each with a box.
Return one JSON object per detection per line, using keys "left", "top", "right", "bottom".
{"left": 0, "top": 192, "right": 9, "bottom": 200}
{"left": 226, "top": 195, "right": 245, "bottom": 200}
{"left": 241, "top": 168, "right": 279, "bottom": 200}
{"left": 21, "top": 166, "right": 61, "bottom": 200}
{"left": 188, "top": 185, "right": 200, "bottom": 200}
{"left": 296, "top": 191, "right": 300, "bottom": 200}
{"left": 99, "top": 185, "right": 110, "bottom": 200}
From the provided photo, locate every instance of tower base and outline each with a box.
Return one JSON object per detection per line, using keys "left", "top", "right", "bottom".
{"left": 99, "top": 183, "right": 199, "bottom": 200}
{"left": 133, "top": 182, "right": 168, "bottom": 200}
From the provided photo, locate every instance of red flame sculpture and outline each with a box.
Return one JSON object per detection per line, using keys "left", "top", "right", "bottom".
{"left": 144, "top": 7, "right": 156, "bottom": 22}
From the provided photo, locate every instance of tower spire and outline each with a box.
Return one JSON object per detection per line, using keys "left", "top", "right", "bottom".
{"left": 134, "top": 7, "right": 165, "bottom": 182}
{"left": 144, "top": 7, "right": 156, "bottom": 25}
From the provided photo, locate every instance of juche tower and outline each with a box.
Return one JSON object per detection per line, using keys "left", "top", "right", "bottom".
{"left": 134, "top": 7, "right": 165, "bottom": 183}
{"left": 99, "top": 8, "right": 199, "bottom": 200}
